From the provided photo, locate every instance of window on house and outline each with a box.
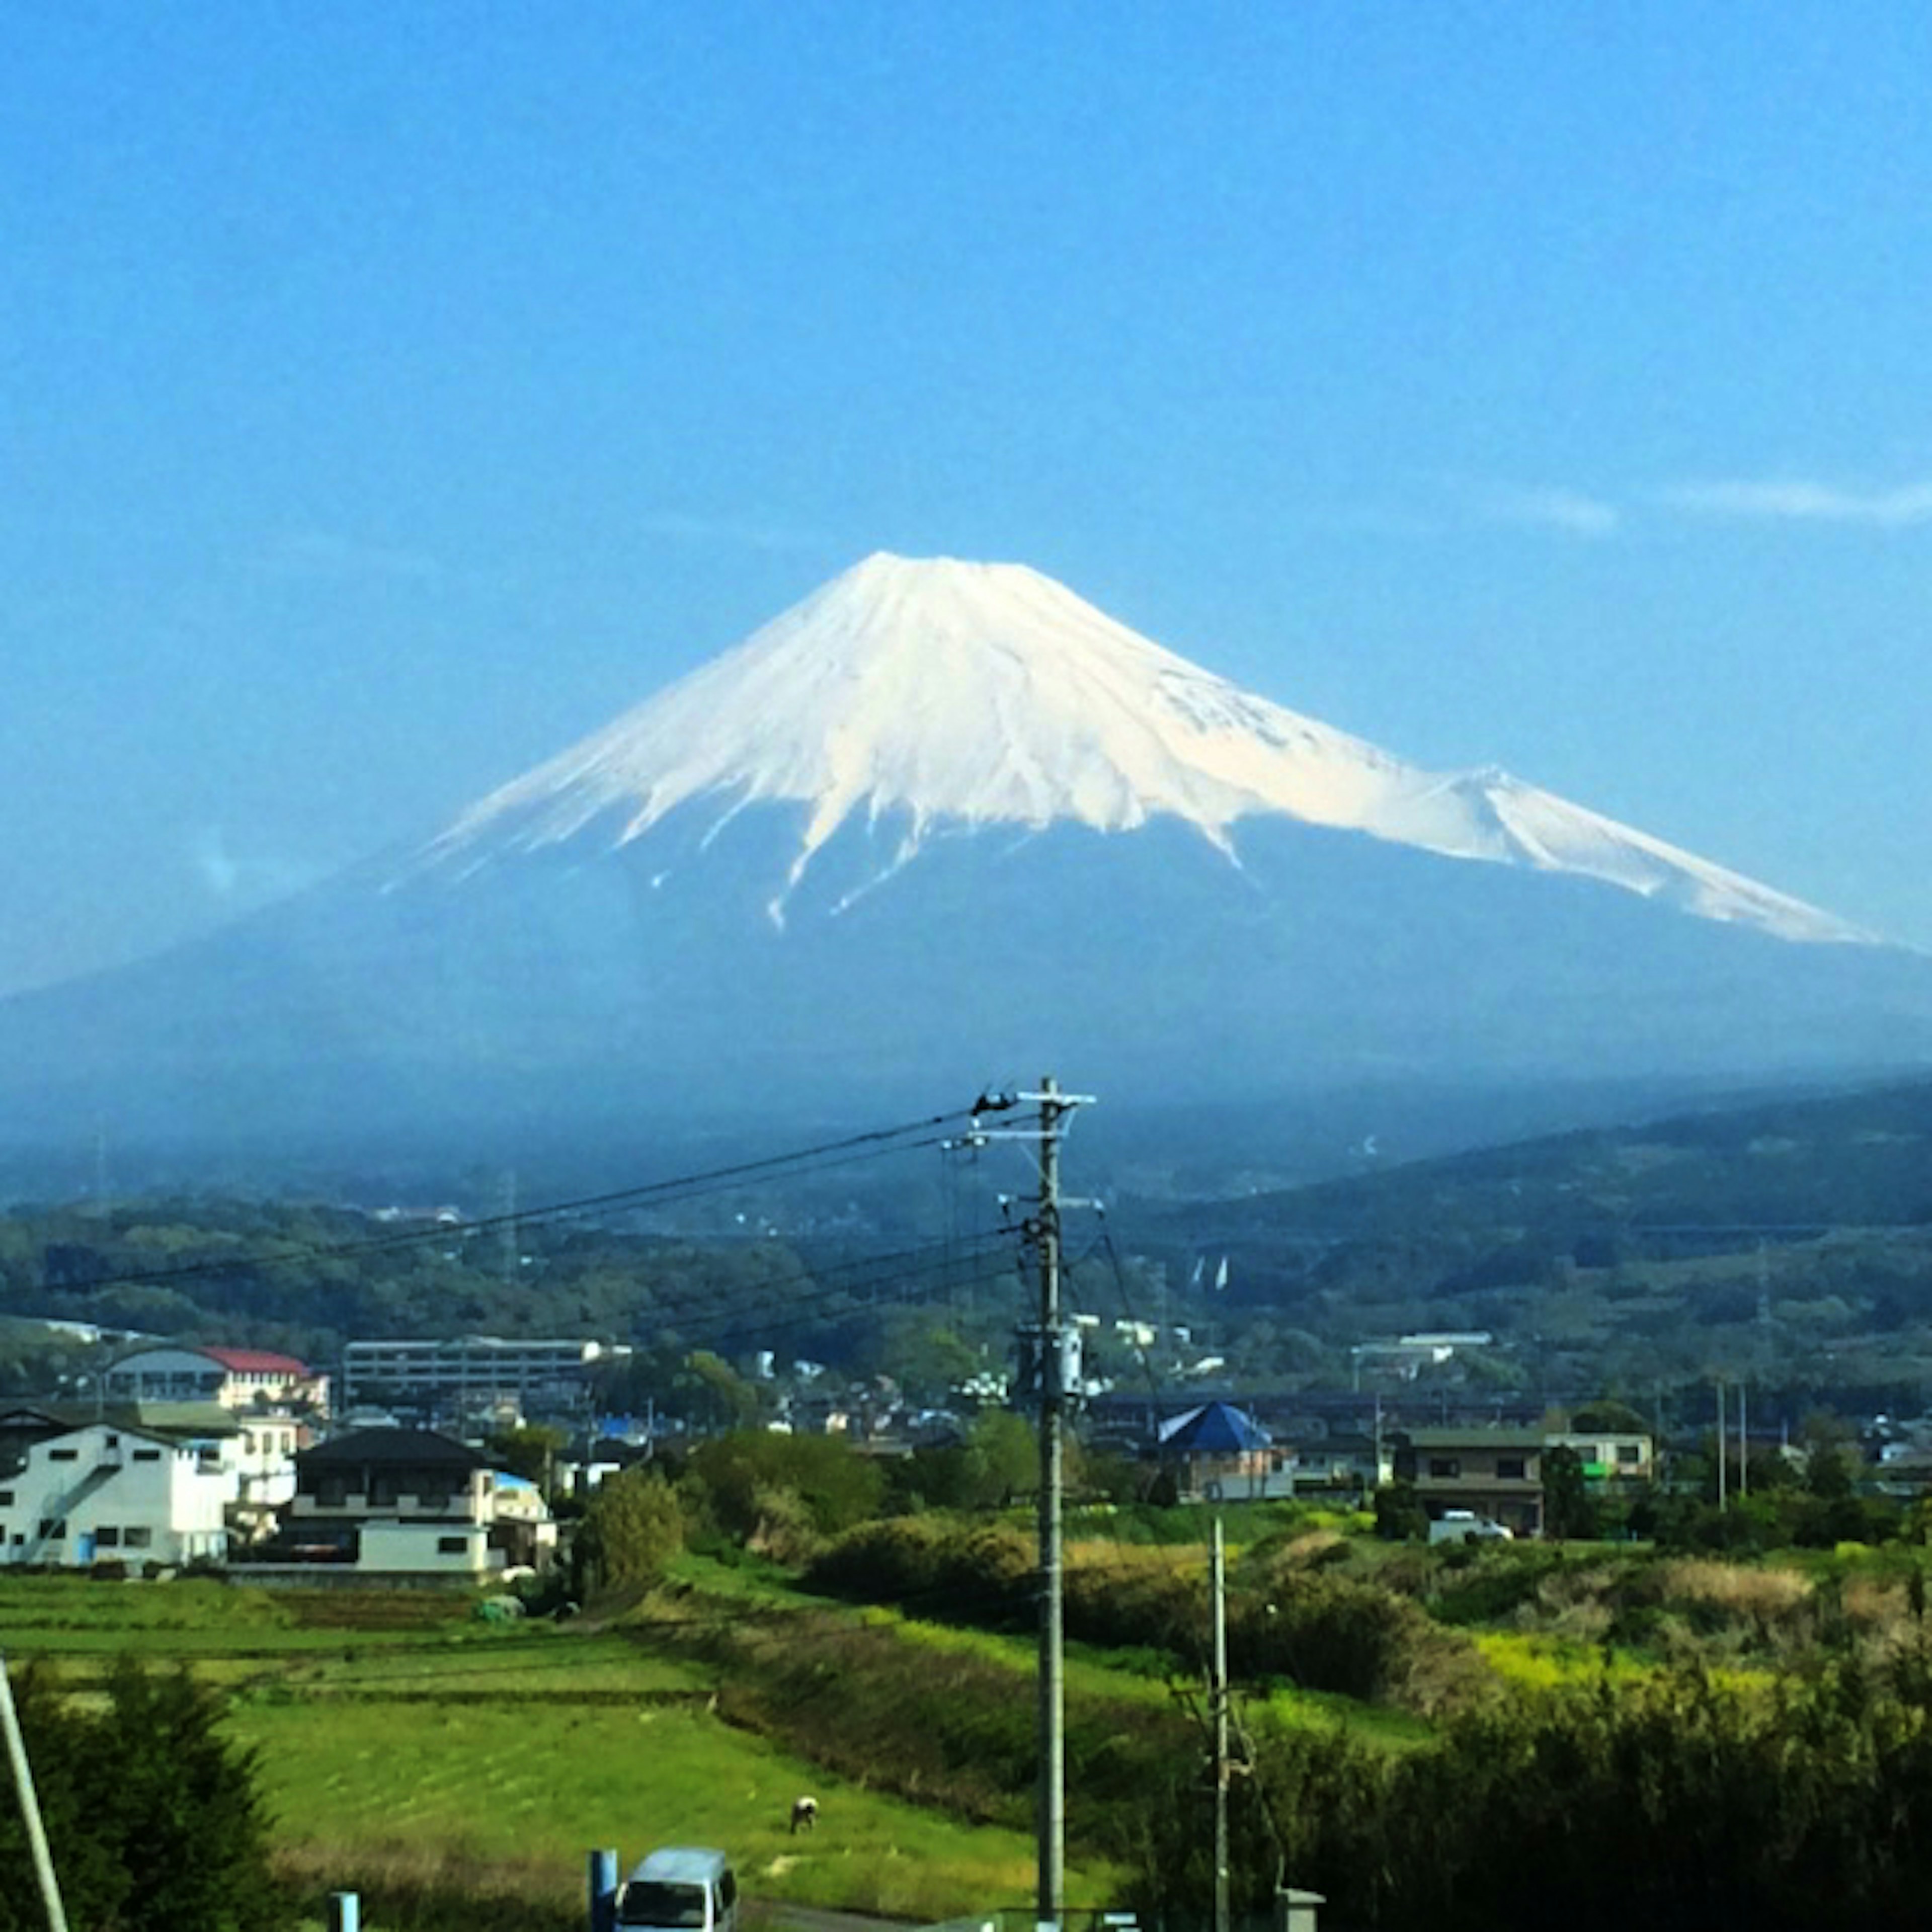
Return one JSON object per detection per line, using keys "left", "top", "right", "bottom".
{"left": 133, "top": 1448, "right": 162, "bottom": 1462}
{"left": 1427, "top": 1457, "right": 1460, "bottom": 1479}
{"left": 1497, "top": 1457, "right": 1527, "bottom": 1480}
{"left": 49, "top": 1448, "right": 78, "bottom": 1462}
{"left": 437, "top": 1536, "right": 468, "bottom": 1554}
{"left": 1618, "top": 1443, "right": 1643, "bottom": 1465}
{"left": 0, "top": 1490, "right": 13, "bottom": 1506}
{"left": 39, "top": 1519, "right": 64, "bottom": 1539}
{"left": 96, "top": 1526, "right": 120, "bottom": 1547}
{"left": 316, "top": 1476, "right": 351, "bottom": 1507}
{"left": 123, "top": 1526, "right": 152, "bottom": 1549}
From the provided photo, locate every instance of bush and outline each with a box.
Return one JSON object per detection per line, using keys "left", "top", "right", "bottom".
{"left": 570, "top": 1467, "right": 684, "bottom": 1600}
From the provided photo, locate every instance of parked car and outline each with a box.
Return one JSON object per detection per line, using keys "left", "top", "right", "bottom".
{"left": 617, "top": 1848, "right": 739, "bottom": 1932}
{"left": 1427, "top": 1509, "right": 1514, "bottom": 1545}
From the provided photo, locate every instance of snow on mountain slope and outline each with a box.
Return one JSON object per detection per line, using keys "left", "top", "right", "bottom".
{"left": 414, "top": 552, "right": 1871, "bottom": 945}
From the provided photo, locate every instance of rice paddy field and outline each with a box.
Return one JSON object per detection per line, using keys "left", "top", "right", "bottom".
{"left": 0, "top": 1575, "right": 1089, "bottom": 1927}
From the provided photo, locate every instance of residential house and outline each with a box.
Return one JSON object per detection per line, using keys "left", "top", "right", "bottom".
{"left": 1394, "top": 1426, "right": 1545, "bottom": 1536}
{"left": 105, "top": 1345, "right": 329, "bottom": 1417}
{"left": 266, "top": 1426, "right": 548, "bottom": 1576}
{"left": 0, "top": 1421, "right": 229, "bottom": 1567}
{"left": 1157, "top": 1401, "right": 1294, "bottom": 1501}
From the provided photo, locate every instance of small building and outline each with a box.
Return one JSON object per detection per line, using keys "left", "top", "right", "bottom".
{"left": 1158, "top": 1400, "right": 1294, "bottom": 1502}
{"left": 1394, "top": 1427, "right": 1545, "bottom": 1537}
{"left": 0, "top": 1421, "right": 230, "bottom": 1567}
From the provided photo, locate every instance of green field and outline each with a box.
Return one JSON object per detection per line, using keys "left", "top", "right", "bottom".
{"left": 0, "top": 1575, "right": 1106, "bottom": 1925}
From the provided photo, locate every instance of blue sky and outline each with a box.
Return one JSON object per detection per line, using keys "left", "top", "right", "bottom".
{"left": 5, "top": 3, "right": 1929, "bottom": 992}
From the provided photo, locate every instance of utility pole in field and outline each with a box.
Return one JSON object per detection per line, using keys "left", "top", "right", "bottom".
{"left": 1, "top": 1654, "right": 69, "bottom": 1932}
{"left": 1032, "top": 1075, "right": 1077, "bottom": 1928}
{"left": 1723, "top": 1383, "right": 1739, "bottom": 1514}
{"left": 979, "top": 1074, "right": 1094, "bottom": 1930}
{"left": 1212, "top": 1515, "right": 1231, "bottom": 1932}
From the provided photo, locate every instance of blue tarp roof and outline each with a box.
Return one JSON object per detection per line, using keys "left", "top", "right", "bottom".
{"left": 1158, "top": 1400, "right": 1269, "bottom": 1454}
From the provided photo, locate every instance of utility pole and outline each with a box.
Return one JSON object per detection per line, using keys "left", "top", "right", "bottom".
{"left": 980, "top": 1074, "right": 1093, "bottom": 1932}
{"left": 1723, "top": 1383, "right": 1739, "bottom": 1514}
{"left": 1211, "top": 1515, "right": 1231, "bottom": 1932}
{"left": 1036, "top": 1074, "right": 1068, "bottom": 1930}
{"left": 1, "top": 1653, "right": 69, "bottom": 1932}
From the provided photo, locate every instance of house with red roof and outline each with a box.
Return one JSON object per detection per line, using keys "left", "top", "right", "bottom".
{"left": 105, "top": 1344, "right": 330, "bottom": 1417}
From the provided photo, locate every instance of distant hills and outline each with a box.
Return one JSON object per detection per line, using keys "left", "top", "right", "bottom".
{"left": 1146, "top": 1075, "right": 1932, "bottom": 1243}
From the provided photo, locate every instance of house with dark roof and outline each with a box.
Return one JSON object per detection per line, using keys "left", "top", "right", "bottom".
{"left": 1394, "top": 1426, "right": 1545, "bottom": 1536}
{"left": 1157, "top": 1400, "right": 1293, "bottom": 1502}
{"left": 264, "top": 1426, "right": 550, "bottom": 1576}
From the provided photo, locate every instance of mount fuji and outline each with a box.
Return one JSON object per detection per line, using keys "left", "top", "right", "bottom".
{"left": 4, "top": 553, "right": 1928, "bottom": 1164}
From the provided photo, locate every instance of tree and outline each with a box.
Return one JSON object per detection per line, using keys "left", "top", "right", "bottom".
{"left": 571, "top": 1467, "right": 684, "bottom": 1599}
{"left": 684, "top": 1430, "right": 884, "bottom": 1553}
{"left": 1374, "top": 1478, "right": 1428, "bottom": 1542}
{"left": 0, "top": 1657, "right": 281, "bottom": 1932}
{"left": 1543, "top": 1444, "right": 1599, "bottom": 1541}
{"left": 684, "top": 1349, "right": 763, "bottom": 1429}
{"left": 485, "top": 1423, "right": 567, "bottom": 1490}
{"left": 1569, "top": 1396, "right": 1650, "bottom": 1434}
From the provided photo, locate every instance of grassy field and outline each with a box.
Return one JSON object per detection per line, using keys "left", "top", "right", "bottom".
{"left": 1, "top": 1573, "right": 1106, "bottom": 1925}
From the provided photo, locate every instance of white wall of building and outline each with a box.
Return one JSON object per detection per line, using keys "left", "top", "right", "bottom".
{"left": 0, "top": 1424, "right": 229, "bottom": 1567}
{"left": 358, "top": 1519, "right": 498, "bottom": 1574}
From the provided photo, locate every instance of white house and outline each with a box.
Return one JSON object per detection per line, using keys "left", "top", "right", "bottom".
{"left": 105, "top": 1345, "right": 330, "bottom": 1416}
{"left": 0, "top": 1422, "right": 229, "bottom": 1567}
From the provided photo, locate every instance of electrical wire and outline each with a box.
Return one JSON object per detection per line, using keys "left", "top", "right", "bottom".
{"left": 35, "top": 1110, "right": 979, "bottom": 1299}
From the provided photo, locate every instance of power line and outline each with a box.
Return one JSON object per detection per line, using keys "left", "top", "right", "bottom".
{"left": 34, "top": 1110, "right": 976, "bottom": 1300}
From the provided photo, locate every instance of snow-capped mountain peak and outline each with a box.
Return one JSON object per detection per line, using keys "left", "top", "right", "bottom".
{"left": 415, "top": 552, "right": 1871, "bottom": 945}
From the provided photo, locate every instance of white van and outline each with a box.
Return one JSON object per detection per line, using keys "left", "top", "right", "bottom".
{"left": 1427, "top": 1509, "right": 1514, "bottom": 1545}
{"left": 617, "top": 1848, "right": 739, "bottom": 1932}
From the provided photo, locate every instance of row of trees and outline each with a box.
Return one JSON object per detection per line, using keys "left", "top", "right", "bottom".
{"left": 1137, "top": 1656, "right": 1932, "bottom": 1931}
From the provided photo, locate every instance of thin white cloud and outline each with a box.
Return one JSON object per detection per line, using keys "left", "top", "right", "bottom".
{"left": 1478, "top": 486, "right": 1621, "bottom": 538}
{"left": 257, "top": 531, "right": 445, "bottom": 583}
{"left": 191, "top": 828, "right": 325, "bottom": 905}
{"left": 1660, "top": 477, "right": 1932, "bottom": 527}
{"left": 637, "top": 510, "right": 823, "bottom": 553}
